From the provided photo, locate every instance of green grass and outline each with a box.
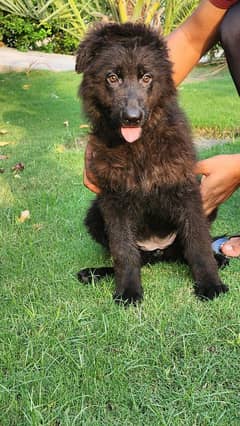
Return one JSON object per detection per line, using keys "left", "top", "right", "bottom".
{"left": 179, "top": 65, "right": 240, "bottom": 137}
{"left": 0, "top": 69, "right": 240, "bottom": 425}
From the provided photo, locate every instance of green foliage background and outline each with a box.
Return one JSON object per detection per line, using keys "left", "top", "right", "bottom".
{"left": 0, "top": 0, "right": 198, "bottom": 53}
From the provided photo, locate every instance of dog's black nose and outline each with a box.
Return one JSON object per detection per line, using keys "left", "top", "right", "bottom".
{"left": 122, "top": 106, "right": 143, "bottom": 125}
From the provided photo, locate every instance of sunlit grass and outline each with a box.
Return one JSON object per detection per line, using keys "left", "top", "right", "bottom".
{"left": 0, "top": 69, "right": 239, "bottom": 425}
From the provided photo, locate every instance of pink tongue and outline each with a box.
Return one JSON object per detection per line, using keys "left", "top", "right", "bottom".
{"left": 121, "top": 127, "right": 142, "bottom": 143}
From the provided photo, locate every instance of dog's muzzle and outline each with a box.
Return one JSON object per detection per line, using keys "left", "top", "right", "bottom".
{"left": 120, "top": 105, "right": 145, "bottom": 143}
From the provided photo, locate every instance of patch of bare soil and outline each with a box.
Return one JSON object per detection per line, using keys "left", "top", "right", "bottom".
{"left": 194, "top": 137, "right": 230, "bottom": 150}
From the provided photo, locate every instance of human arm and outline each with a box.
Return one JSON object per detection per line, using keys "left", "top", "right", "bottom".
{"left": 166, "top": 0, "right": 234, "bottom": 86}
{"left": 195, "top": 154, "right": 240, "bottom": 215}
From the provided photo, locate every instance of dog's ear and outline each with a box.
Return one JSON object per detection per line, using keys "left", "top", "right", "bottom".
{"left": 75, "top": 39, "right": 95, "bottom": 73}
{"left": 75, "top": 24, "right": 104, "bottom": 73}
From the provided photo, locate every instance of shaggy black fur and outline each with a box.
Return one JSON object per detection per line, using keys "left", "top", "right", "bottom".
{"left": 76, "top": 23, "right": 228, "bottom": 304}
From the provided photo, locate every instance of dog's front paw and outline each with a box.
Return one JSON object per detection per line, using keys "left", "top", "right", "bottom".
{"left": 194, "top": 281, "right": 229, "bottom": 301}
{"left": 113, "top": 285, "right": 143, "bottom": 305}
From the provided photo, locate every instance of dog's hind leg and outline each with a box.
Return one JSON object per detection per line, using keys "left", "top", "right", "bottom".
{"left": 78, "top": 198, "right": 112, "bottom": 284}
{"left": 85, "top": 198, "right": 109, "bottom": 249}
{"left": 77, "top": 266, "right": 114, "bottom": 284}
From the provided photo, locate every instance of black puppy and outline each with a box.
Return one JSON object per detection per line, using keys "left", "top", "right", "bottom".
{"left": 76, "top": 23, "right": 228, "bottom": 303}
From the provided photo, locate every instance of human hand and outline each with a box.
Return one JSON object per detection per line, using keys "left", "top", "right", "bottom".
{"left": 83, "top": 143, "right": 101, "bottom": 194}
{"left": 195, "top": 154, "right": 240, "bottom": 215}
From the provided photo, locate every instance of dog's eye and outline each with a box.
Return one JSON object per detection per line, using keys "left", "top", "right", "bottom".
{"left": 141, "top": 73, "right": 152, "bottom": 85}
{"left": 106, "top": 73, "right": 120, "bottom": 85}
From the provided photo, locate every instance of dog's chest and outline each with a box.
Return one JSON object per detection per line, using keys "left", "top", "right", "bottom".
{"left": 91, "top": 141, "right": 191, "bottom": 192}
{"left": 124, "top": 192, "right": 179, "bottom": 250}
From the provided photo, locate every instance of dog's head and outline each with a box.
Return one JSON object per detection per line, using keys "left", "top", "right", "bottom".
{"left": 76, "top": 23, "right": 176, "bottom": 143}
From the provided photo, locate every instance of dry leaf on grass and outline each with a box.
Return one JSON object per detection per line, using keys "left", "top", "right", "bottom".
{"left": 0, "top": 155, "right": 8, "bottom": 160}
{"left": 17, "top": 210, "right": 30, "bottom": 223}
{"left": 80, "top": 124, "right": 89, "bottom": 129}
{"left": 22, "top": 84, "right": 31, "bottom": 90}
{"left": 0, "top": 142, "right": 10, "bottom": 147}
{"left": 0, "top": 129, "right": 8, "bottom": 135}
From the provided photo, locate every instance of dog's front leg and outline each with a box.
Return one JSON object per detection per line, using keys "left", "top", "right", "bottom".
{"left": 110, "top": 233, "right": 143, "bottom": 304}
{"left": 101, "top": 203, "right": 143, "bottom": 304}
{"left": 112, "top": 243, "right": 143, "bottom": 304}
{"left": 178, "top": 196, "right": 229, "bottom": 300}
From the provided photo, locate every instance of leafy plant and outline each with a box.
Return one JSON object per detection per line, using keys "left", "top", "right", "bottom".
{"left": 0, "top": 0, "right": 107, "bottom": 42}
{"left": 105, "top": 0, "right": 199, "bottom": 33}
{"left": 0, "top": 0, "right": 200, "bottom": 49}
{"left": 0, "top": 0, "right": 55, "bottom": 20}
{"left": 0, "top": 12, "right": 52, "bottom": 51}
{"left": 106, "top": 0, "right": 163, "bottom": 27}
{"left": 0, "top": 12, "right": 78, "bottom": 53}
{"left": 162, "top": 0, "right": 198, "bottom": 35}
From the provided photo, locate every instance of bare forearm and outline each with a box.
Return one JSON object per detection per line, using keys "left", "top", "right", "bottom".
{"left": 167, "top": 0, "right": 227, "bottom": 86}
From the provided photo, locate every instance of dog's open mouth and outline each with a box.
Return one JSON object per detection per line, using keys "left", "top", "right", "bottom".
{"left": 121, "top": 126, "right": 142, "bottom": 143}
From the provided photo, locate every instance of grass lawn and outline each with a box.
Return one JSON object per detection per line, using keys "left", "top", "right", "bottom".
{"left": 179, "top": 65, "right": 240, "bottom": 137}
{"left": 0, "top": 69, "right": 240, "bottom": 425}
